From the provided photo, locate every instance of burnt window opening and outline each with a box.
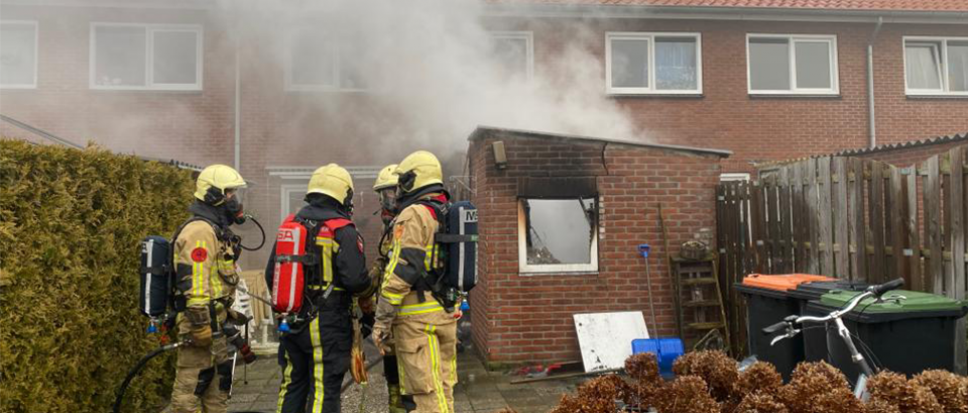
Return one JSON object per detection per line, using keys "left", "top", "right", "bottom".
{"left": 519, "top": 197, "right": 599, "bottom": 274}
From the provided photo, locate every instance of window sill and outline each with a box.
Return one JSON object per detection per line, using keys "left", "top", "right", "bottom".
{"left": 89, "top": 88, "right": 203, "bottom": 93}
{"left": 906, "top": 94, "right": 968, "bottom": 100}
{"left": 519, "top": 270, "right": 599, "bottom": 277}
{"left": 0, "top": 85, "right": 37, "bottom": 90}
{"left": 748, "top": 94, "right": 841, "bottom": 100}
{"left": 608, "top": 93, "right": 704, "bottom": 99}
{"left": 285, "top": 87, "right": 369, "bottom": 94}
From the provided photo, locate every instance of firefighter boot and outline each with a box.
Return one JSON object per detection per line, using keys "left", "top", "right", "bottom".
{"left": 387, "top": 383, "right": 406, "bottom": 413}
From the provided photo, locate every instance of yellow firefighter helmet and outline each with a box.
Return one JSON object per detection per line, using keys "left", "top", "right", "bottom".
{"left": 373, "top": 164, "right": 399, "bottom": 192}
{"left": 395, "top": 151, "right": 443, "bottom": 194}
{"left": 308, "top": 163, "right": 354, "bottom": 205}
{"left": 194, "top": 164, "right": 246, "bottom": 204}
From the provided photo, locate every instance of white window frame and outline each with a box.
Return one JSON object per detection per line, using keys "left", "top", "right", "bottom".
{"left": 720, "top": 173, "right": 751, "bottom": 182}
{"left": 605, "top": 31, "right": 703, "bottom": 95}
{"left": 489, "top": 31, "right": 534, "bottom": 81}
{"left": 280, "top": 183, "right": 309, "bottom": 222}
{"left": 903, "top": 36, "right": 968, "bottom": 96}
{"left": 284, "top": 28, "right": 367, "bottom": 93}
{"left": 517, "top": 198, "right": 599, "bottom": 275}
{"left": 89, "top": 23, "right": 203, "bottom": 91}
{"left": 1, "top": 20, "right": 39, "bottom": 89}
{"left": 746, "top": 34, "right": 840, "bottom": 95}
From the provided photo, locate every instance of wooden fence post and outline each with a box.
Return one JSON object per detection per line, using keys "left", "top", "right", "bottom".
{"left": 819, "top": 157, "right": 834, "bottom": 275}
{"left": 948, "top": 147, "right": 965, "bottom": 374}
{"left": 850, "top": 158, "right": 868, "bottom": 282}
{"left": 834, "top": 157, "right": 850, "bottom": 278}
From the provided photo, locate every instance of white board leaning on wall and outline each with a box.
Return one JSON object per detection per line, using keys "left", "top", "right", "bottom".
{"left": 574, "top": 311, "right": 650, "bottom": 373}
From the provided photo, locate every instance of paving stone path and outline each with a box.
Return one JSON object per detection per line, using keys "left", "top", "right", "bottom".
{"left": 223, "top": 344, "right": 582, "bottom": 413}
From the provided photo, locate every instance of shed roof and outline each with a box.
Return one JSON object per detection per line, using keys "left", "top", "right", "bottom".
{"left": 489, "top": 0, "right": 968, "bottom": 12}
{"left": 754, "top": 132, "right": 967, "bottom": 168}
{"left": 468, "top": 125, "right": 732, "bottom": 158}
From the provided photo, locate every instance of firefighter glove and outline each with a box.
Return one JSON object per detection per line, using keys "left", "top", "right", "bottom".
{"left": 191, "top": 325, "right": 213, "bottom": 347}
{"left": 185, "top": 307, "right": 213, "bottom": 347}
{"left": 371, "top": 321, "right": 392, "bottom": 356}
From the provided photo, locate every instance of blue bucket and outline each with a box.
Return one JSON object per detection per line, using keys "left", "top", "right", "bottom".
{"left": 631, "top": 338, "right": 684, "bottom": 379}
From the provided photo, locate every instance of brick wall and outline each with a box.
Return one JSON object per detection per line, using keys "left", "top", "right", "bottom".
{"left": 488, "top": 17, "right": 968, "bottom": 173}
{"left": 469, "top": 131, "right": 723, "bottom": 363}
{"left": 0, "top": 4, "right": 235, "bottom": 168}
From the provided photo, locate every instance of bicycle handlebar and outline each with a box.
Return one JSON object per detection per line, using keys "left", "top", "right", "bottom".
{"left": 762, "top": 320, "right": 789, "bottom": 335}
{"left": 870, "top": 278, "right": 905, "bottom": 297}
{"left": 760, "top": 278, "right": 905, "bottom": 337}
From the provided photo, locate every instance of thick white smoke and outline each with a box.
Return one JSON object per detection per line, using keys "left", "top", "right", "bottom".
{"left": 228, "top": 0, "right": 645, "bottom": 153}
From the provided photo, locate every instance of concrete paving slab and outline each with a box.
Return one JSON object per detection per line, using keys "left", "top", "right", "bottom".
{"left": 159, "top": 345, "right": 582, "bottom": 412}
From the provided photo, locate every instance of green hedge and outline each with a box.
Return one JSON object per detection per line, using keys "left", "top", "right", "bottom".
{"left": 0, "top": 140, "right": 195, "bottom": 413}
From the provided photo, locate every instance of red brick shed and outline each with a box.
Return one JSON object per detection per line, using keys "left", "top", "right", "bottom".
{"left": 464, "top": 126, "right": 730, "bottom": 364}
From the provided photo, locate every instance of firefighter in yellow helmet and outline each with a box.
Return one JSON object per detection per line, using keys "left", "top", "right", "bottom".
{"left": 371, "top": 164, "right": 408, "bottom": 413}
{"left": 372, "top": 151, "right": 458, "bottom": 413}
{"left": 171, "top": 164, "right": 248, "bottom": 413}
{"left": 265, "top": 164, "right": 374, "bottom": 413}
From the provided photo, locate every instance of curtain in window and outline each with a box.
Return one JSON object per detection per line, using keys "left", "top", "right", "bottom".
{"left": 948, "top": 41, "right": 968, "bottom": 92}
{"left": 655, "top": 37, "right": 697, "bottom": 90}
{"left": 905, "top": 43, "right": 942, "bottom": 90}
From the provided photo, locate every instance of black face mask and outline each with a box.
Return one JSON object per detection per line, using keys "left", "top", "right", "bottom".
{"left": 224, "top": 197, "right": 246, "bottom": 225}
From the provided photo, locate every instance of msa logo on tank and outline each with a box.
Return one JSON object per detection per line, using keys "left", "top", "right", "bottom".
{"left": 277, "top": 228, "right": 297, "bottom": 242}
{"left": 462, "top": 209, "right": 478, "bottom": 224}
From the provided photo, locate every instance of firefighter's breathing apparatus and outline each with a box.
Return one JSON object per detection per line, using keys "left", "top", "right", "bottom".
{"left": 117, "top": 214, "right": 264, "bottom": 413}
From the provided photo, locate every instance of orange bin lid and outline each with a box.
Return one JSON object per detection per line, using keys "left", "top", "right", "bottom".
{"left": 741, "top": 274, "right": 836, "bottom": 292}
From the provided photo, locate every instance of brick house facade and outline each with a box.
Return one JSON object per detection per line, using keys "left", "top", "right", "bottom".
{"left": 466, "top": 126, "right": 727, "bottom": 363}
{"left": 1, "top": 0, "right": 966, "bottom": 359}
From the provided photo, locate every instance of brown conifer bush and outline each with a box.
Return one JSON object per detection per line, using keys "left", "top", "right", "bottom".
{"left": 550, "top": 374, "right": 630, "bottom": 413}
{"left": 867, "top": 371, "right": 943, "bottom": 413}
{"left": 735, "top": 362, "right": 784, "bottom": 397}
{"left": 911, "top": 370, "right": 968, "bottom": 413}
{"left": 734, "top": 392, "right": 789, "bottom": 413}
{"left": 777, "top": 361, "right": 853, "bottom": 413}
{"left": 654, "top": 375, "right": 721, "bottom": 413}
{"left": 625, "top": 352, "right": 662, "bottom": 385}
{"left": 671, "top": 350, "right": 740, "bottom": 404}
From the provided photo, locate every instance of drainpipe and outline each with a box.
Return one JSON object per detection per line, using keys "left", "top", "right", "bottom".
{"left": 233, "top": 19, "right": 241, "bottom": 171}
{"left": 867, "top": 16, "right": 883, "bottom": 149}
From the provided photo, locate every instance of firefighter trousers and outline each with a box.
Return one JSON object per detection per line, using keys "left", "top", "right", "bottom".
{"left": 394, "top": 310, "right": 458, "bottom": 413}
{"left": 275, "top": 310, "right": 352, "bottom": 413}
{"left": 171, "top": 314, "right": 232, "bottom": 413}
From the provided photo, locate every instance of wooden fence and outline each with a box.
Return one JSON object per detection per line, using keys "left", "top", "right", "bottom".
{"left": 715, "top": 145, "right": 967, "bottom": 371}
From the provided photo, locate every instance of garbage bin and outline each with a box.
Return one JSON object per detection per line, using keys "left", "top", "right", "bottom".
{"left": 807, "top": 289, "right": 968, "bottom": 384}
{"left": 788, "top": 280, "right": 869, "bottom": 362}
{"left": 736, "top": 274, "right": 835, "bottom": 381}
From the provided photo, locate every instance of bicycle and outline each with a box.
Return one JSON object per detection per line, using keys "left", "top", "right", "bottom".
{"left": 761, "top": 277, "right": 906, "bottom": 399}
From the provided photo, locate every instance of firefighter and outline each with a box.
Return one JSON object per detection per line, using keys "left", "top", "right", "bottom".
{"left": 372, "top": 164, "right": 407, "bottom": 413}
{"left": 372, "top": 151, "right": 458, "bottom": 413}
{"left": 171, "top": 164, "right": 248, "bottom": 413}
{"left": 265, "top": 164, "right": 373, "bottom": 413}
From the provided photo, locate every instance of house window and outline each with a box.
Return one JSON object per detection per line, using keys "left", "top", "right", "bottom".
{"left": 720, "top": 173, "right": 751, "bottom": 182}
{"left": 281, "top": 184, "right": 308, "bottom": 222}
{"left": 747, "top": 34, "right": 839, "bottom": 95}
{"left": 518, "top": 197, "right": 599, "bottom": 274}
{"left": 1, "top": 21, "right": 38, "bottom": 89}
{"left": 904, "top": 37, "right": 968, "bottom": 95}
{"left": 89, "top": 23, "right": 202, "bottom": 91}
{"left": 606, "top": 32, "right": 702, "bottom": 95}
{"left": 286, "top": 28, "right": 367, "bottom": 92}
{"left": 489, "top": 31, "right": 533, "bottom": 80}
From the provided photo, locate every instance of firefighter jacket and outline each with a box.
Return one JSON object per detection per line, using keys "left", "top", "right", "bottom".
{"left": 377, "top": 192, "right": 450, "bottom": 319}
{"left": 264, "top": 201, "right": 372, "bottom": 317}
{"left": 174, "top": 202, "right": 240, "bottom": 311}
